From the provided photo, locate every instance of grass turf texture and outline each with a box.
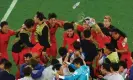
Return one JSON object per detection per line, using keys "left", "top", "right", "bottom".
{"left": 0, "top": 0, "right": 133, "bottom": 75}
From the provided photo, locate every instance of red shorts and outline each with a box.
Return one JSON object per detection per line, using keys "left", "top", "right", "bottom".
{"left": 31, "top": 43, "right": 44, "bottom": 56}
{"left": 121, "top": 53, "right": 132, "bottom": 68}
{"left": 12, "top": 48, "right": 31, "bottom": 65}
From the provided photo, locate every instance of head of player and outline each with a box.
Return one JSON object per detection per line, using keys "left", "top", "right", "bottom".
{"left": 34, "top": 11, "right": 46, "bottom": 24}
{"left": 111, "top": 28, "right": 126, "bottom": 40}
{"left": 72, "top": 57, "right": 84, "bottom": 68}
{"left": 48, "top": 13, "right": 57, "bottom": 26}
{"left": 103, "top": 15, "right": 112, "bottom": 28}
{"left": 0, "top": 21, "right": 9, "bottom": 33}
{"left": 24, "top": 53, "right": 32, "bottom": 64}
{"left": 64, "top": 23, "right": 74, "bottom": 37}
{"left": 24, "top": 19, "right": 35, "bottom": 32}
{"left": 82, "top": 18, "right": 91, "bottom": 30}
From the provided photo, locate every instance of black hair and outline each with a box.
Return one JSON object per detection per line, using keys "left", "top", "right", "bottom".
{"left": 111, "top": 28, "right": 127, "bottom": 38}
{"left": 52, "top": 63, "right": 62, "bottom": 71}
{"left": 51, "top": 59, "right": 59, "bottom": 66}
{"left": 102, "top": 63, "right": 111, "bottom": 72}
{"left": 36, "top": 11, "right": 46, "bottom": 21}
{"left": 48, "top": 13, "right": 57, "bottom": 19}
{"left": 119, "top": 61, "right": 127, "bottom": 69}
{"left": 0, "top": 21, "right": 8, "bottom": 28}
{"left": 68, "top": 65, "right": 75, "bottom": 72}
{"left": 0, "top": 58, "right": 8, "bottom": 65}
{"left": 131, "top": 52, "right": 133, "bottom": 59}
{"left": 83, "top": 30, "right": 91, "bottom": 38}
{"left": 24, "top": 19, "right": 34, "bottom": 29}
{"left": 73, "top": 41, "right": 81, "bottom": 50}
{"left": 29, "top": 58, "right": 38, "bottom": 68}
{"left": 110, "top": 63, "right": 119, "bottom": 71}
{"left": 72, "top": 57, "right": 84, "bottom": 66}
{"left": 4, "top": 61, "right": 12, "bottom": 69}
{"left": 63, "top": 23, "right": 74, "bottom": 31}
{"left": 23, "top": 66, "right": 32, "bottom": 76}
{"left": 105, "top": 43, "right": 115, "bottom": 52}
{"left": 58, "top": 47, "right": 67, "bottom": 57}
{"left": 24, "top": 53, "right": 32, "bottom": 58}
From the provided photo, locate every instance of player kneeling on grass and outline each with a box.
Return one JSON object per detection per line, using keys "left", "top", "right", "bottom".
{"left": 55, "top": 57, "right": 90, "bottom": 80}
{"left": 12, "top": 19, "right": 34, "bottom": 66}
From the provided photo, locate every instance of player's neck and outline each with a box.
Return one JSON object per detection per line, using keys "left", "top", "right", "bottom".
{"left": 38, "top": 21, "right": 44, "bottom": 25}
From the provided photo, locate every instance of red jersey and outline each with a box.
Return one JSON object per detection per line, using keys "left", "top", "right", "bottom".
{"left": 0, "top": 30, "right": 15, "bottom": 59}
{"left": 46, "top": 20, "right": 64, "bottom": 43}
{"left": 117, "top": 37, "right": 132, "bottom": 68}
{"left": 62, "top": 33, "right": 80, "bottom": 51}
{"left": 92, "top": 31, "right": 111, "bottom": 48}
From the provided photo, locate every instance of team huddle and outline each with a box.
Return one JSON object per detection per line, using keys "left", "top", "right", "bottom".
{"left": 0, "top": 11, "right": 133, "bottom": 80}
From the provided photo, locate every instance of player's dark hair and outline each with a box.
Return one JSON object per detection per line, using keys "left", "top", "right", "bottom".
{"left": 73, "top": 41, "right": 81, "bottom": 50}
{"left": 29, "top": 58, "right": 39, "bottom": 68}
{"left": 48, "top": 13, "right": 57, "bottom": 19}
{"left": 83, "top": 30, "right": 91, "bottom": 38}
{"left": 0, "top": 21, "right": 8, "bottom": 28}
{"left": 119, "top": 61, "right": 127, "bottom": 69}
{"left": 36, "top": 11, "right": 46, "bottom": 21}
{"left": 52, "top": 63, "right": 62, "bottom": 71}
{"left": 64, "top": 23, "right": 74, "bottom": 31}
{"left": 0, "top": 58, "right": 8, "bottom": 65}
{"left": 105, "top": 43, "right": 115, "bottom": 52}
{"left": 73, "top": 57, "right": 84, "bottom": 66}
{"left": 102, "top": 63, "right": 111, "bottom": 72}
{"left": 110, "top": 63, "right": 119, "bottom": 71}
{"left": 24, "top": 19, "right": 34, "bottom": 29}
{"left": 24, "top": 53, "right": 32, "bottom": 58}
{"left": 51, "top": 59, "right": 59, "bottom": 66}
{"left": 58, "top": 47, "right": 67, "bottom": 57}
{"left": 23, "top": 66, "right": 32, "bottom": 76}
{"left": 68, "top": 64, "right": 75, "bottom": 72}
{"left": 112, "top": 28, "right": 127, "bottom": 38}
{"left": 4, "top": 61, "right": 12, "bottom": 69}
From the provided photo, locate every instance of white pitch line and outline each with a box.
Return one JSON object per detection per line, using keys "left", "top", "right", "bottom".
{"left": 0, "top": 0, "right": 18, "bottom": 22}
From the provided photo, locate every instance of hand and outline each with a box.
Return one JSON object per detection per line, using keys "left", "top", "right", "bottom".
{"left": 68, "top": 49, "right": 73, "bottom": 53}
{"left": 98, "top": 75, "right": 103, "bottom": 78}
{"left": 88, "top": 18, "right": 96, "bottom": 27}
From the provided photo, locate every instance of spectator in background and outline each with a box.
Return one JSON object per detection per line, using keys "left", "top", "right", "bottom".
{"left": 18, "top": 66, "right": 33, "bottom": 80}
{"left": 118, "top": 61, "right": 128, "bottom": 79}
{"left": 110, "top": 63, "right": 124, "bottom": 80}
{"left": 42, "top": 59, "right": 59, "bottom": 80}
{"left": 0, "top": 58, "right": 8, "bottom": 72}
{"left": 58, "top": 47, "right": 67, "bottom": 64}
{"left": 0, "top": 61, "right": 15, "bottom": 80}
{"left": 20, "top": 53, "right": 32, "bottom": 78}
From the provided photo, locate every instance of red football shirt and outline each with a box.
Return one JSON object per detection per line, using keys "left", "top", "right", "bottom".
{"left": 0, "top": 30, "right": 15, "bottom": 59}
{"left": 46, "top": 20, "right": 64, "bottom": 43}
{"left": 62, "top": 33, "right": 80, "bottom": 51}
{"left": 92, "top": 31, "right": 111, "bottom": 48}
{"left": 117, "top": 37, "right": 132, "bottom": 68}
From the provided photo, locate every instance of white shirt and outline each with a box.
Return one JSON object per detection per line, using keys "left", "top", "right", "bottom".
{"left": 18, "top": 76, "right": 33, "bottom": 80}
{"left": 41, "top": 65, "right": 55, "bottom": 80}
{"left": 106, "top": 72, "right": 124, "bottom": 80}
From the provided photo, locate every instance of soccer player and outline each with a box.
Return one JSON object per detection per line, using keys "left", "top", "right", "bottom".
{"left": 46, "top": 13, "right": 64, "bottom": 58}
{"left": 12, "top": 19, "right": 34, "bottom": 66}
{"left": 31, "top": 11, "right": 50, "bottom": 63}
{"left": 62, "top": 23, "right": 80, "bottom": 52}
{"left": 0, "top": 21, "right": 16, "bottom": 60}
{"left": 111, "top": 28, "right": 132, "bottom": 68}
